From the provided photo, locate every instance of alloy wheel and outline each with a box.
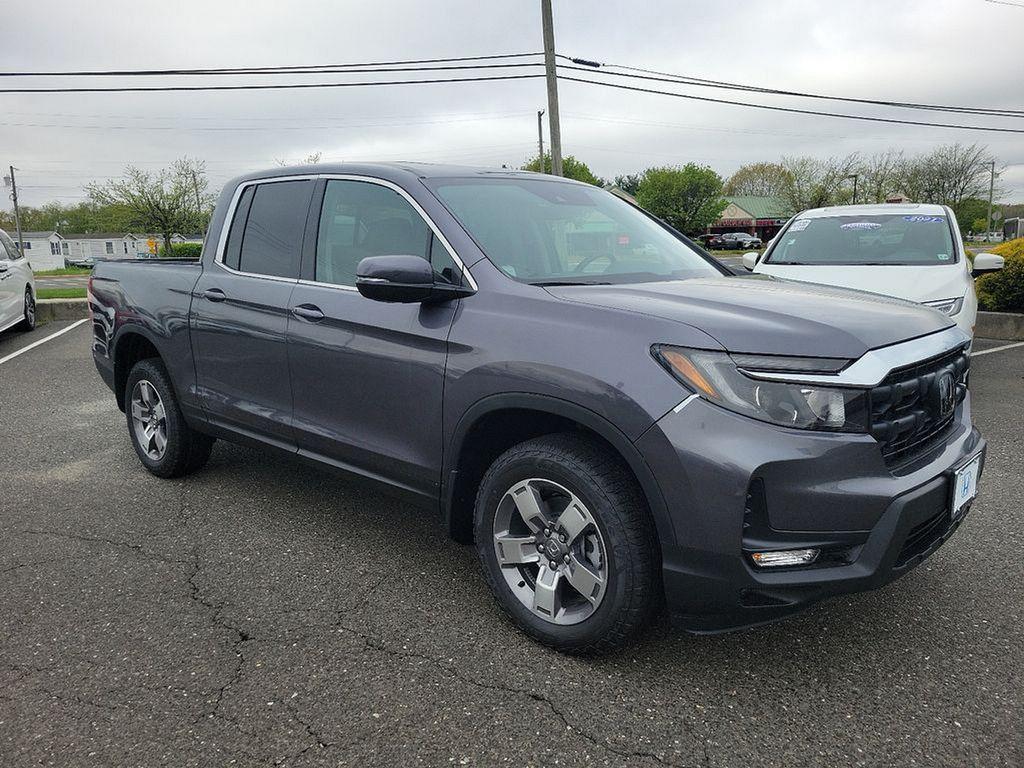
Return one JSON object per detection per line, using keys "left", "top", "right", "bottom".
{"left": 492, "top": 478, "right": 608, "bottom": 625}
{"left": 130, "top": 380, "right": 168, "bottom": 460}
{"left": 24, "top": 289, "right": 34, "bottom": 326}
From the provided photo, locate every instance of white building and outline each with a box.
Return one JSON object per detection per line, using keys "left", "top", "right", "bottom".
{"left": 16, "top": 231, "right": 67, "bottom": 270}
{"left": 64, "top": 233, "right": 149, "bottom": 262}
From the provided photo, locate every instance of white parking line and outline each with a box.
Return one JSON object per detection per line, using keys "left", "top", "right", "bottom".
{"left": 973, "top": 341, "right": 1024, "bottom": 357}
{"left": 0, "top": 319, "right": 89, "bottom": 366}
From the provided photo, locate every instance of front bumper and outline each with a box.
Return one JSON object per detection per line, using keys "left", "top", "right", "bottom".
{"left": 635, "top": 391, "right": 985, "bottom": 632}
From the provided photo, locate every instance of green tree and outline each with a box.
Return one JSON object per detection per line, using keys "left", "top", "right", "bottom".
{"left": 950, "top": 198, "right": 992, "bottom": 236}
{"left": 86, "top": 158, "right": 214, "bottom": 254}
{"left": 612, "top": 173, "right": 642, "bottom": 196}
{"left": 723, "top": 162, "right": 793, "bottom": 198}
{"left": 781, "top": 154, "right": 862, "bottom": 210}
{"left": 522, "top": 153, "right": 603, "bottom": 186}
{"left": 635, "top": 164, "right": 728, "bottom": 235}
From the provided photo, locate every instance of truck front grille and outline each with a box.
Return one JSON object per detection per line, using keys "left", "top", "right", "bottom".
{"left": 869, "top": 345, "right": 969, "bottom": 467}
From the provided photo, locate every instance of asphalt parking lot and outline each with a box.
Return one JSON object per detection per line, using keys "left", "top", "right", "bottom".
{"left": 2, "top": 321, "right": 1022, "bottom": 767}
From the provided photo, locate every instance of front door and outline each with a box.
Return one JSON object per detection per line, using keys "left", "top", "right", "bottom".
{"left": 286, "top": 177, "right": 466, "bottom": 499}
{"left": 191, "top": 178, "right": 315, "bottom": 449}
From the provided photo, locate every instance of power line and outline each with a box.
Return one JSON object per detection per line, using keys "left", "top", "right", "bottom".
{"left": 558, "top": 75, "right": 1024, "bottom": 134}
{"left": 0, "top": 72, "right": 546, "bottom": 94}
{"left": 0, "top": 111, "right": 535, "bottom": 132}
{"left": 558, "top": 60, "right": 1024, "bottom": 119}
{"left": 0, "top": 52, "right": 544, "bottom": 77}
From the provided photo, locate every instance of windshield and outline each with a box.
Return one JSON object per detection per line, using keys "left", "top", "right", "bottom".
{"left": 428, "top": 178, "right": 722, "bottom": 285}
{"left": 765, "top": 213, "right": 957, "bottom": 266}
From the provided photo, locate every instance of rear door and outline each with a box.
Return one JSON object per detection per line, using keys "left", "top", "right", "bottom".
{"left": 286, "top": 176, "right": 468, "bottom": 499}
{"left": 191, "top": 177, "right": 315, "bottom": 449}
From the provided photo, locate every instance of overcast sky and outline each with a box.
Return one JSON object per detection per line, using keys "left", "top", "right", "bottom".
{"left": 3, "top": 0, "right": 1023, "bottom": 209}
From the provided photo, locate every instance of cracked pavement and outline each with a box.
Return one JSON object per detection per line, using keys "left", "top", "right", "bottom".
{"left": 1, "top": 322, "right": 1022, "bottom": 767}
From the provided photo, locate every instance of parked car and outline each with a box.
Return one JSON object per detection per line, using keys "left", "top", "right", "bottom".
{"left": 695, "top": 233, "right": 721, "bottom": 249}
{"left": 712, "top": 232, "right": 762, "bottom": 250}
{"left": 90, "top": 165, "right": 986, "bottom": 653}
{"left": 743, "top": 204, "right": 1004, "bottom": 335}
{"left": 65, "top": 256, "right": 97, "bottom": 269}
{"left": 0, "top": 228, "right": 37, "bottom": 335}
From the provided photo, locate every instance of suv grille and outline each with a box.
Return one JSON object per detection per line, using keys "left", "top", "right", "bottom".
{"left": 869, "top": 345, "right": 969, "bottom": 466}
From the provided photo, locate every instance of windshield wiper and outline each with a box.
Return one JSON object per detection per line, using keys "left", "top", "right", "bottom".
{"left": 528, "top": 279, "right": 612, "bottom": 286}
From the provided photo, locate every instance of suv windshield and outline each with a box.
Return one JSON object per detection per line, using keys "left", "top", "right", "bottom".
{"left": 765, "top": 213, "right": 957, "bottom": 266}
{"left": 428, "top": 177, "right": 721, "bottom": 285}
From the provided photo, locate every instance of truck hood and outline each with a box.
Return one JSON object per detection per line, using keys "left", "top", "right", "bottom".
{"left": 545, "top": 275, "right": 953, "bottom": 359}
{"left": 754, "top": 263, "right": 966, "bottom": 304}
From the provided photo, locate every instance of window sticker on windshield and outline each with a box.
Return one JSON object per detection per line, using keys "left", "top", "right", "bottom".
{"left": 903, "top": 215, "right": 945, "bottom": 223}
{"left": 840, "top": 222, "right": 882, "bottom": 230}
{"left": 790, "top": 219, "right": 810, "bottom": 231}
{"left": 937, "top": 253, "right": 950, "bottom": 260}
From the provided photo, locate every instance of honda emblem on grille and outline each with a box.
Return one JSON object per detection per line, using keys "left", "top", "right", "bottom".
{"left": 936, "top": 372, "right": 956, "bottom": 417}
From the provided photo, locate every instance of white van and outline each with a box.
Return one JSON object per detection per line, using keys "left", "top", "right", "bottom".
{"left": 0, "top": 229, "right": 36, "bottom": 334}
{"left": 743, "top": 204, "right": 1004, "bottom": 336}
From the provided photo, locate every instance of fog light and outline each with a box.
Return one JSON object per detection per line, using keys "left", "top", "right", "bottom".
{"left": 750, "top": 548, "right": 820, "bottom": 568}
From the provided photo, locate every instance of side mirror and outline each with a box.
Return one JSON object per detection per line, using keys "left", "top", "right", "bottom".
{"left": 972, "top": 252, "right": 1004, "bottom": 278}
{"left": 741, "top": 251, "right": 760, "bottom": 271}
{"left": 355, "top": 254, "right": 475, "bottom": 304}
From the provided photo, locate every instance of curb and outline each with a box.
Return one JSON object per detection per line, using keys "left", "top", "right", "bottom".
{"left": 37, "top": 298, "right": 89, "bottom": 322}
{"left": 976, "top": 311, "right": 1024, "bottom": 341}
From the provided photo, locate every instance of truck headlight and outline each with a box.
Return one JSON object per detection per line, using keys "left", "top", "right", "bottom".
{"left": 922, "top": 297, "right": 964, "bottom": 316}
{"left": 653, "top": 346, "right": 869, "bottom": 432}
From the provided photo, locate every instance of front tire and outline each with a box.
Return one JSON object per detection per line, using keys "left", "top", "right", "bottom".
{"left": 474, "top": 433, "right": 660, "bottom": 654}
{"left": 17, "top": 287, "right": 35, "bottom": 331}
{"left": 125, "top": 358, "right": 214, "bottom": 478}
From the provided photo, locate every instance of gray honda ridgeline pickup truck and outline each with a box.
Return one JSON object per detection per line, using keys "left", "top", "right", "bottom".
{"left": 90, "top": 163, "right": 985, "bottom": 653}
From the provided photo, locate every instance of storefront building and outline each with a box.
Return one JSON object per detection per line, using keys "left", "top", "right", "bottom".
{"left": 709, "top": 196, "right": 794, "bottom": 242}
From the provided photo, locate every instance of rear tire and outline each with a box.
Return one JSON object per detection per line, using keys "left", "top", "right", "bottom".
{"left": 17, "top": 287, "right": 35, "bottom": 331}
{"left": 474, "top": 433, "right": 660, "bottom": 654}
{"left": 125, "top": 358, "right": 214, "bottom": 478}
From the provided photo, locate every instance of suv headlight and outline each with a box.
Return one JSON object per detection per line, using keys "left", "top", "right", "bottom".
{"left": 922, "top": 297, "right": 964, "bottom": 316}
{"left": 653, "top": 345, "right": 869, "bottom": 432}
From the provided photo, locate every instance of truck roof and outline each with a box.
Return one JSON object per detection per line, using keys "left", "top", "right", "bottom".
{"left": 225, "top": 161, "right": 577, "bottom": 189}
{"left": 797, "top": 202, "right": 948, "bottom": 219}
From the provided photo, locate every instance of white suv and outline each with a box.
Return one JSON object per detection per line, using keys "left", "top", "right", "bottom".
{"left": 743, "top": 204, "right": 1004, "bottom": 336}
{"left": 0, "top": 229, "right": 36, "bottom": 334}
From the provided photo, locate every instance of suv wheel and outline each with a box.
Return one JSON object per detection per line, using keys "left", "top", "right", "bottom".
{"left": 125, "top": 358, "right": 215, "bottom": 478}
{"left": 474, "top": 433, "right": 660, "bottom": 653}
{"left": 18, "top": 287, "right": 35, "bottom": 331}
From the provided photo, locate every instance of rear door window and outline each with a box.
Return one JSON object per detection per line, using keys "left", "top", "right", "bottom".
{"left": 229, "top": 180, "right": 313, "bottom": 278}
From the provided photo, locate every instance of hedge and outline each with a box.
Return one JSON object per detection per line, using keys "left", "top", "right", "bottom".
{"left": 976, "top": 238, "right": 1024, "bottom": 313}
{"left": 158, "top": 242, "right": 203, "bottom": 259}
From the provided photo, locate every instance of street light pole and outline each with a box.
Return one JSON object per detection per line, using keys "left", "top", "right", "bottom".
{"left": 847, "top": 173, "right": 859, "bottom": 205}
{"left": 540, "top": 0, "right": 563, "bottom": 177}
{"left": 537, "top": 110, "right": 545, "bottom": 172}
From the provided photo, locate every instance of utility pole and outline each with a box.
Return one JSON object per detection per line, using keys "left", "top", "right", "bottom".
{"left": 846, "top": 173, "right": 859, "bottom": 205}
{"left": 536, "top": 110, "right": 545, "bottom": 172}
{"left": 540, "top": 0, "right": 563, "bottom": 177}
{"left": 986, "top": 160, "right": 996, "bottom": 238}
{"left": 5, "top": 166, "right": 23, "bottom": 258}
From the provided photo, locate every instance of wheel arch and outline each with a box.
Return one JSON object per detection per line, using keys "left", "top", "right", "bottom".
{"left": 111, "top": 328, "right": 167, "bottom": 411}
{"left": 442, "top": 393, "right": 675, "bottom": 549}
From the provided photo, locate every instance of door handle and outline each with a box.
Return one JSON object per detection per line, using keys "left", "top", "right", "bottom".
{"left": 202, "top": 288, "right": 226, "bottom": 302}
{"left": 291, "top": 304, "right": 325, "bottom": 322}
